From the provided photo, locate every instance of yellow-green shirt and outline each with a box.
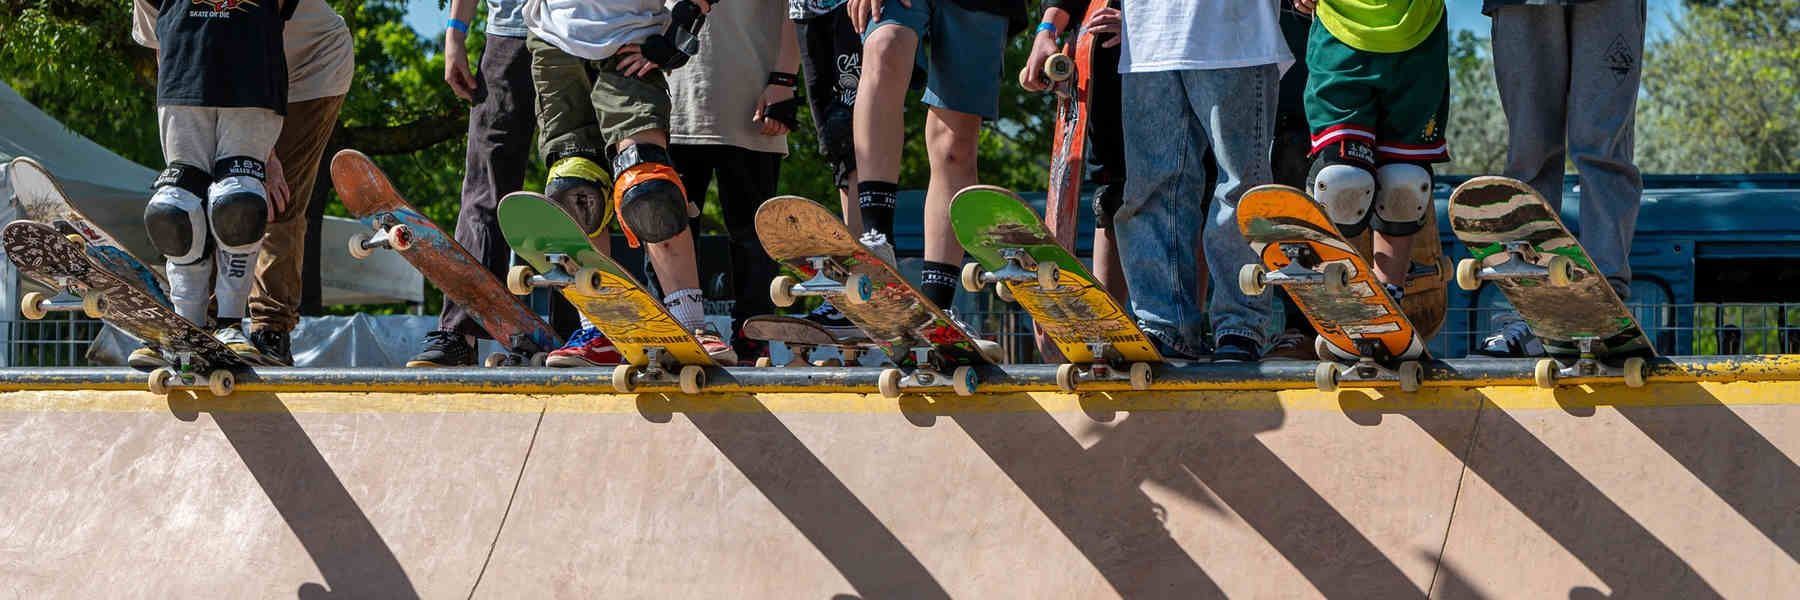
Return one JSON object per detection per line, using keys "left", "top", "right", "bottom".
{"left": 1317, "top": 0, "right": 1446, "bottom": 54}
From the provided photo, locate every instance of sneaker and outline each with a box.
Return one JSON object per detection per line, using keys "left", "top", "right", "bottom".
{"left": 694, "top": 325, "right": 739, "bottom": 364}
{"left": 1383, "top": 282, "right": 1406, "bottom": 303}
{"left": 128, "top": 345, "right": 168, "bottom": 369}
{"left": 731, "top": 325, "right": 768, "bottom": 367}
{"left": 407, "top": 330, "right": 476, "bottom": 367}
{"left": 857, "top": 230, "right": 899, "bottom": 268}
{"left": 1473, "top": 312, "right": 1545, "bottom": 358}
{"left": 944, "top": 308, "right": 1006, "bottom": 363}
{"left": 547, "top": 327, "right": 623, "bottom": 367}
{"left": 249, "top": 328, "right": 293, "bottom": 366}
{"left": 1213, "top": 334, "right": 1262, "bottom": 362}
{"left": 214, "top": 323, "right": 267, "bottom": 365}
{"left": 1143, "top": 326, "right": 1206, "bottom": 362}
{"left": 804, "top": 300, "right": 860, "bottom": 338}
{"left": 1263, "top": 329, "right": 1315, "bottom": 361}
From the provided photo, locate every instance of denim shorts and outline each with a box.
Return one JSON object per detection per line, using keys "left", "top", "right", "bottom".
{"left": 864, "top": 0, "right": 1007, "bottom": 120}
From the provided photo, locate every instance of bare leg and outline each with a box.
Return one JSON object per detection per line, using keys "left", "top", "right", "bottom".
{"left": 852, "top": 26, "right": 918, "bottom": 184}
{"left": 1372, "top": 231, "right": 1414, "bottom": 288}
{"left": 1093, "top": 226, "right": 1129, "bottom": 305}
{"left": 620, "top": 131, "right": 699, "bottom": 293}
{"left": 922, "top": 107, "right": 982, "bottom": 265}
{"left": 838, "top": 176, "right": 861, "bottom": 232}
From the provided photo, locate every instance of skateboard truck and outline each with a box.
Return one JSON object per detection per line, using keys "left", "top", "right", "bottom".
{"left": 347, "top": 215, "right": 415, "bottom": 259}
{"left": 147, "top": 353, "right": 235, "bottom": 397}
{"left": 1534, "top": 337, "right": 1648, "bottom": 389}
{"left": 1239, "top": 243, "right": 1352, "bottom": 297}
{"left": 1455, "top": 241, "right": 1576, "bottom": 291}
{"left": 19, "top": 288, "right": 104, "bottom": 320}
{"left": 482, "top": 334, "right": 549, "bottom": 368}
{"left": 769, "top": 256, "right": 874, "bottom": 308}
{"left": 611, "top": 346, "right": 708, "bottom": 395}
{"left": 1314, "top": 338, "right": 1425, "bottom": 393}
{"left": 960, "top": 249, "right": 1059, "bottom": 304}
{"left": 1053, "top": 341, "right": 1153, "bottom": 393}
{"left": 506, "top": 253, "right": 609, "bottom": 297}
{"left": 878, "top": 347, "right": 977, "bottom": 399}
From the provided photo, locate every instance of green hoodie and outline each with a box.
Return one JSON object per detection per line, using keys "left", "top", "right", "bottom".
{"left": 1317, "top": 0, "right": 1446, "bottom": 53}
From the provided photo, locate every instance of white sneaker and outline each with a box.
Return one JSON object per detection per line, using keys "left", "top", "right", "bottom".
{"left": 945, "top": 308, "right": 1006, "bottom": 363}
{"left": 857, "top": 230, "right": 898, "bottom": 268}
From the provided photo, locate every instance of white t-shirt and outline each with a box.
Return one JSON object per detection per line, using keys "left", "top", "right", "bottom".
{"left": 669, "top": 0, "right": 789, "bottom": 154}
{"left": 524, "top": 0, "right": 668, "bottom": 61}
{"left": 1119, "top": 0, "right": 1291, "bottom": 73}
{"left": 132, "top": 0, "right": 354, "bottom": 103}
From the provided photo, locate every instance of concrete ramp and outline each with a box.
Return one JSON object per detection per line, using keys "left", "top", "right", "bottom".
{"left": 2, "top": 366, "right": 1798, "bottom": 598}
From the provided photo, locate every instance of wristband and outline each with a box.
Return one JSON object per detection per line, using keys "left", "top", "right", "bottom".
{"left": 1036, "top": 22, "right": 1058, "bottom": 37}
{"left": 447, "top": 18, "right": 470, "bottom": 34}
{"left": 766, "top": 72, "right": 799, "bottom": 88}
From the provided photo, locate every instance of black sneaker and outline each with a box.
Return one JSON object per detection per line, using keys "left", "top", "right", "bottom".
{"left": 1473, "top": 312, "right": 1545, "bottom": 357}
{"left": 250, "top": 328, "right": 293, "bottom": 366}
{"left": 1212, "top": 335, "right": 1262, "bottom": 362}
{"left": 803, "top": 300, "right": 860, "bottom": 338}
{"left": 407, "top": 330, "right": 475, "bottom": 367}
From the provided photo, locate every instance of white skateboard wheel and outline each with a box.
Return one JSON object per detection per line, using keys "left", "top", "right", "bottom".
{"left": 348, "top": 232, "right": 374, "bottom": 259}
{"left": 506, "top": 265, "right": 536, "bottom": 296}
{"left": 612, "top": 364, "right": 639, "bottom": 394}
{"left": 1623, "top": 356, "right": 1647, "bottom": 388}
{"left": 388, "top": 225, "right": 415, "bottom": 251}
{"left": 843, "top": 274, "right": 874, "bottom": 305}
{"left": 1055, "top": 363, "right": 1078, "bottom": 394}
{"left": 1129, "top": 362, "right": 1152, "bottom": 390}
{"left": 573, "top": 267, "right": 604, "bottom": 297}
{"left": 770, "top": 275, "right": 798, "bottom": 307}
{"left": 1238, "top": 264, "right": 1267, "bottom": 296}
{"left": 1322, "top": 262, "right": 1350, "bottom": 295}
{"left": 20, "top": 291, "right": 48, "bottom": 320}
{"left": 878, "top": 368, "right": 903, "bottom": 399}
{"left": 1314, "top": 362, "right": 1339, "bottom": 393}
{"left": 207, "top": 370, "right": 235, "bottom": 397}
{"left": 148, "top": 367, "right": 175, "bottom": 395}
{"left": 1036, "top": 261, "right": 1060, "bottom": 291}
{"left": 1398, "top": 361, "right": 1423, "bottom": 393}
{"left": 952, "top": 366, "right": 977, "bottom": 396}
{"left": 1534, "top": 359, "right": 1559, "bottom": 389}
{"left": 678, "top": 365, "right": 705, "bottom": 394}
{"left": 961, "top": 262, "right": 985, "bottom": 293}
{"left": 1455, "top": 258, "right": 1481, "bottom": 291}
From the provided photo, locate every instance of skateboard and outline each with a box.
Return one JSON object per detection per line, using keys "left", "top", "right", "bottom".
{"left": 755, "top": 195, "right": 999, "bottom": 399}
{"left": 739, "top": 315, "right": 878, "bottom": 367}
{"left": 1037, "top": 2, "right": 1112, "bottom": 361}
{"left": 331, "top": 149, "right": 559, "bottom": 367}
{"left": 7, "top": 156, "right": 170, "bottom": 303}
{"left": 497, "top": 191, "right": 715, "bottom": 394}
{"left": 5, "top": 221, "right": 242, "bottom": 395}
{"left": 1448, "top": 176, "right": 1655, "bottom": 388}
{"left": 1236, "top": 184, "right": 1430, "bottom": 392}
{"left": 1349, "top": 204, "right": 1451, "bottom": 339}
{"left": 950, "top": 185, "right": 1156, "bottom": 392}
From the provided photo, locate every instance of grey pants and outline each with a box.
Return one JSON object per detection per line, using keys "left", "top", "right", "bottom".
{"left": 157, "top": 105, "right": 283, "bottom": 324}
{"left": 1491, "top": 0, "right": 1645, "bottom": 300}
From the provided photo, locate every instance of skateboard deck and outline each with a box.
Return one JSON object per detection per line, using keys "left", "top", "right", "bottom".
{"left": 756, "top": 195, "right": 995, "bottom": 397}
{"left": 8, "top": 156, "right": 169, "bottom": 301}
{"left": 1349, "top": 204, "right": 1449, "bottom": 339}
{"left": 950, "top": 185, "right": 1157, "bottom": 389}
{"left": 1237, "top": 184, "right": 1429, "bottom": 391}
{"left": 1042, "top": 0, "right": 1109, "bottom": 253}
{"left": 739, "top": 315, "right": 874, "bottom": 367}
{"left": 331, "top": 149, "right": 559, "bottom": 362}
{"left": 5, "top": 220, "right": 242, "bottom": 394}
{"left": 498, "top": 191, "right": 716, "bottom": 391}
{"left": 1448, "top": 176, "right": 1655, "bottom": 386}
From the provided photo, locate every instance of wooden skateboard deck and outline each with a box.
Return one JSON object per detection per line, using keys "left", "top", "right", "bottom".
{"left": 497, "top": 191, "right": 714, "bottom": 372}
{"left": 1349, "top": 204, "right": 1449, "bottom": 339}
{"left": 331, "top": 150, "right": 559, "bottom": 358}
{"left": 950, "top": 185, "right": 1158, "bottom": 366}
{"left": 755, "top": 195, "right": 993, "bottom": 374}
{"left": 8, "top": 156, "right": 169, "bottom": 299}
{"left": 1042, "top": 0, "right": 1109, "bottom": 253}
{"left": 1238, "top": 185, "right": 1428, "bottom": 389}
{"left": 1448, "top": 176, "right": 1655, "bottom": 366}
{"left": 739, "top": 315, "right": 874, "bottom": 367}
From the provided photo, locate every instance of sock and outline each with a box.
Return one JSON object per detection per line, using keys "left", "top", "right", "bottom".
{"left": 920, "top": 260, "right": 958, "bottom": 310}
{"left": 578, "top": 314, "right": 595, "bottom": 331}
{"left": 664, "top": 288, "right": 706, "bottom": 332}
{"left": 857, "top": 180, "right": 897, "bottom": 240}
{"left": 166, "top": 258, "right": 212, "bottom": 327}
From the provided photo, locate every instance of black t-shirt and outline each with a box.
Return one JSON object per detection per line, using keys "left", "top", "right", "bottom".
{"left": 154, "top": 0, "right": 289, "bottom": 113}
{"left": 957, "top": 0, "right": 1029, "bottom": 35}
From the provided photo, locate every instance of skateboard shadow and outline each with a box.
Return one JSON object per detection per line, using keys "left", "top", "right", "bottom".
{"left": 165, "top": 392, "right": 418, "bottom": 599}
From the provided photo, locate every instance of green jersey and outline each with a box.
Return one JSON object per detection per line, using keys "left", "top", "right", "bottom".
{"left": 1316, "top": 0, "right": 1445, "bottom": 53}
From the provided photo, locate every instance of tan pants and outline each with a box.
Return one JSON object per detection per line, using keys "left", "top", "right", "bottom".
{"left": 248, "top": 95, "right": 346, "bottom": 333}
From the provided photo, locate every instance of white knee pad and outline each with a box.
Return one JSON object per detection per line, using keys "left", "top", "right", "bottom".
{"left": 145, "top": 164, "right": 211, "bottom": 265}
{"left": 207, "top": 156, "right": 270, "bottom": 255}
{"left": 1372, "top": 162, "right": 1433, "bottom": 236}
{"left": 1311, "top": 163, "right": 1376, "bottom": 236}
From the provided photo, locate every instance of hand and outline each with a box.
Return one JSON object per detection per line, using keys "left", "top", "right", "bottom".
{"left": 614, "top": 44, "right": 662, "bottom": 78}
{"left": 849, "top": 0, "right": 908, "bottom": 35}
{"left": 1090, "top": 8, "right": 1122, "bottom": 48}
{"left": 264, "top": 153, "right": 289, "bottom": 222}
{"left": 1018, "top": 27, "right": 1060, "bottom": 92}
{"left": 1293, "top": 0, "right": 1316, "bottom": 16}
{"left": 443, "top": 30, "right": 477, "bottom": 101}
{"left": 752, "top": 85, "right": 795, "bottom": 136}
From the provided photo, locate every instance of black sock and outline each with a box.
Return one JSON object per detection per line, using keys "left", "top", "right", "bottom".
{"left": 857, "top": 180, "right": 898, "bottom": 240}
{"left": 921, "top": 260, "right": 958, "bottom": 310}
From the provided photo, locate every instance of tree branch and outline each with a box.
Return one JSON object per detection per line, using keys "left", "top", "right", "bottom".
{"left": 330, "top": 113, "right": 469, "bottom": 156}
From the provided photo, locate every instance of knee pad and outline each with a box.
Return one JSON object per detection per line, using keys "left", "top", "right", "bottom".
{"left": 207, "top": 156, "right": 269, "bottom": 254}
{"left": 1307, "top": 142, "right": 1377, "bottom": 237}
{"left": 145, "top": 162, "right": 212, "bottom": 265}
{"left": 612, "top": 144, "right": 690, "bottom": 247}
{"left": 545, "top": 153, "right": 615, "bottom": 236}
{"left": 1092, "top": 181, "right": 1124, "bottom": 230}
{"left": 817, "top": 102, "right": 855, "bottom": 165}
{"left": 1371, "top": 162, "right": 1434, "bottom": 236}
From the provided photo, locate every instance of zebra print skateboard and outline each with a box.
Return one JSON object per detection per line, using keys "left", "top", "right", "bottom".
{"left": 1448, "top": 176, "right": 1655, "bottom": 388}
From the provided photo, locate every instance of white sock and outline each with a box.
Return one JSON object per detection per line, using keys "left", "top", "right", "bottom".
{"left": 663, "top": 288, "right": 706, "bottom": 331}
{"left": 578, "top": 313, "right": 594, "bottom": 330}
{"left": 212, "top": 246, "right": 260, "bottom": 321}
{"left": 166, "top": 258, "right": 212, "bottom": 327}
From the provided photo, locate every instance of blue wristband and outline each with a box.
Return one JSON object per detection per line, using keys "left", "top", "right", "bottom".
{"left": 447, "top": 18, "right": 470, "bottom": 34}
{"left": 1036, "top": 22, "right": 1058, "bottom": 37}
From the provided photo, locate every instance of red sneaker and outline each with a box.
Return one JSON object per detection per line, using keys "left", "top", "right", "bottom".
{"left": 547, "top": 327, "right": 622, "bottom": 367}
{"left": 694, "top": 327, "right": 738, "bottom": 365}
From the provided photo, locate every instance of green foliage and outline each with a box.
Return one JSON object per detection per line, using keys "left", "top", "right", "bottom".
{"left": 0, "top": 1, "right": 162, "bottom": 166}
{"left": 1640, "top": 0, "right": 1800, "bottom": 173}
{"left": 1443, "top": 30, "right": 1507, "bottom": 175}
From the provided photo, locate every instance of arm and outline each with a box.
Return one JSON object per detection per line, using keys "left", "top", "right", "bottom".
{"left": 1018, "top": 6, "right": 1072, "bottom": 92}
{"left": 754, "top": 17, "right": 803, "bottom": 136}
{"left": 443, "top": 0, "right": 480, "bottom": 101}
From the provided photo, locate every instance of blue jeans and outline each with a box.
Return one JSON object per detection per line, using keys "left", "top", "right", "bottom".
{"left": 1115, "top": 66, "right": 1279, "bottom": 355}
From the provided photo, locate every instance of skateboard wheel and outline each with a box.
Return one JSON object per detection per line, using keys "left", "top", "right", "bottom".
{"left": 1455, "top": 258, "right": 1481, "bottom": 291}
{"left": 388, "top": 225, "right": 415, "bottom": 252}
{"left": 1314, "top": 362, "right": 1339, "bottom": 393}
{"left": 573, "top": 267, "right": 604, "bottom": 297}
{"left": 1534, "top": 359, "right": 1559, "bottom": 389}
{"left": 207, "top": 370, "right": 235, "bottom": 397}
{"left": 1623, "top": 356, "right": 1647, "bottom": 388}
{"left": 755, "top": 356, "right": 772, "bottom": 368}
{"left": 483, "top": 352, "right": 505, "bottom": 368}
{"left": 148, "top": 367, "right": 175, "bottom": 395}
{"left": 1055, "top": 363, "right": 1078, "bottom": 394}
{"left": 530, "top": 352, "right": 549, "bottom": 367}
{"left": 1036, "top": 261, "right": 1060, "bottom": 291}
{"left": 878, "top": 368, "right": 903, "bottom": 399}
{"left": 1546, "top": 255, "right": 1575, "bottom": 287}
{"left": 82, "top": 291, "right": 106, "bottom": 319}
{"left": 961, "top": 262, "right": 986, "bottom": 293}
{"left": 612, "top": 364, "right": 639, "bottom": 394}
{"left": 506, "top": 265, "right": 536, "bottom": 296}
{"left": 678, "top": 365, "right": 706, "bottom": 394}
{"left": 65, "top": 233, "right": 86, "bottom": 245}
{"left": 348, "top": 232, "right": 374, "bottom": 259}
{"left": 1238, "top": 264, "right": 1267, "bottom": 296}
{"left": 1398, "top": 361, "right": 1424, "bottom": 393}
{"left": 843, "top": 274, "right": 874, "bottom": 305}
{"left": 1044, "top": 53, "right": 1074, "bottom": 82}
{"left": 952, "top": 366, "right": 977, "bottom": 396}
{"left": 1322, "top": 262, "right": 1350, "bottom": 295}
{"left": 1129, "top": 362, "right": 1152, "bottom": 390}
{"left": 995, "top": 283, "right": 1016, "bottom": 304}
{"left": 20, "top": 291, "right": 48, "bottom": 320}
{"left": 770, "top": 275, "right": 798, "bottom": 307}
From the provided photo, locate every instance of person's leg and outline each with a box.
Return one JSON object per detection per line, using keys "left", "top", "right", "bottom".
{"left": 799, "top": 8, "right": 863, "bottom": 231}
{"left": 1086, "top": 41, "right": 1129, "bottom": 303}
{"left": 647, "top": 143, "right": 716, "bottom": 297}
{"left": 710, "top": 146, "right": 784, "bottom": 361}
{"left": 206, "top": 108, "right": 285, "bottom": 361}
{"left": 1187, "top": 65, "right": 1279, "bottom": 359}
{"left": 916, "top": 1, "right": 1006, "bottom": 318}
{"left": 1369, "top": 20, "right": 1452, "bottom": 291}
{"left": 245, "top": 94, "right": 345, "bottom": 365}
{"left": 919, "top": 107, "right": 981, "bottom": 308}
{"left": 151, "top": 106, "right": 221, "bottom": 329}
{"left": 1566, "top": 0, "right": 1645, "bottom": 300}
{"left": 851, "top": 1, "right": 926, "bottom": 251}
{"left": 1114, "top": 70, "right": 1208, "bottom": 359}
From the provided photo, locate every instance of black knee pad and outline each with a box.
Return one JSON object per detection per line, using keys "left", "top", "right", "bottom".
{"left": 146, "top": 163, "right": 213, "bottom": 263}
{"left": 612, "top": 144, "right": 690, "bottom": 246}
{"left": 207, "top": 157, "right": 269, "bottom": 250}
{"left": 817, "top": 102, "right": 855, "bottom": 164}
{"left": 1092, "top": 181, "right": 1124, "bottom": 229}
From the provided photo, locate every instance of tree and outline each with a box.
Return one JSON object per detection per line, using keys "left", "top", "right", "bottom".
{"left": 1443, "top": 30, "right": 1508, "bottom": 175}
{"left": 1639, "top": 0, "right": 1800, "bottom": 173}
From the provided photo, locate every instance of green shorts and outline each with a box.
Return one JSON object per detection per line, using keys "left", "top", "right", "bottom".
{"left": 528, "top": 34, "right": 671, "bottom": 162}
{"left": 1302, "top": 17, "right": 1451, "bottom": 163}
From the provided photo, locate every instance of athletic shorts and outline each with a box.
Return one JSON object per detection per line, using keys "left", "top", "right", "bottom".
{"left": 1302, "top": 17, "right": 1451, "bottom": 163}
{"left": 528, "top": 34, "right": 671, "bottom": 162}
{"left": 864, "top": 0, "right": 1007, "bottom": 121}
